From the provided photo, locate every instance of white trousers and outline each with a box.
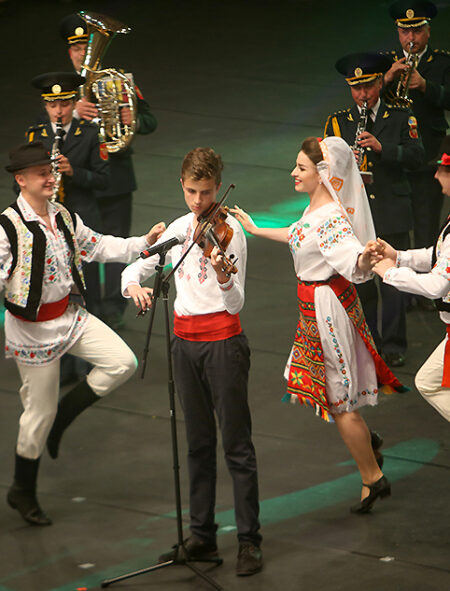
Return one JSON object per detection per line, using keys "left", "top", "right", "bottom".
{"left": 16, "top": 313, "right": 138, "bottom": 459}
{"left": 415, "top": 338, "right": 450, "bottom": 422}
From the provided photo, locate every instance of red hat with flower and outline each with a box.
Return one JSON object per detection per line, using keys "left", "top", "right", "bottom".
{"left": 436, "top": 135, "right": 450, "bottom": 167}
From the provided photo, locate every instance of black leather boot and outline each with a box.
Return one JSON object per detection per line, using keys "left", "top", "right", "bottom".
{"left": 7, "top": 454, "right": 52, "bottom": 526}
{"left": 47, "top": 380, "right": 101, "bottom": 459}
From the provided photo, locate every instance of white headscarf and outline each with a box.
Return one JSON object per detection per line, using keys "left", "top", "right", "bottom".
{"left": 316, "top": 136, "right": 376, "bottom": 245}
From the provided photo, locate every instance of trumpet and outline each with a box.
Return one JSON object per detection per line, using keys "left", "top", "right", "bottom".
{"left": 78, "top": 11, "right": 137, "bottom": 153}
{"left": 390, "top": 42, "right": 419, "bottom": 108}
{"left": 50, "top": 117, "right": 64, "bottom": 202}
{"left": 352, "top": 101, "right": 373, "bottom": 184}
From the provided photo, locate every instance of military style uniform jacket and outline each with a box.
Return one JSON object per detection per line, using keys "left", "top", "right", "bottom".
{"left": 383, "top": 47, "right": 450, "bottom": 162}
{"left": 324, "top": 100, "right": 425, "bottom": 234}
{"left": 35, "top": 88, "right": 157, "bottom": 199}
{"left": 25, "top": 119, "right": 109, "bottom": 230}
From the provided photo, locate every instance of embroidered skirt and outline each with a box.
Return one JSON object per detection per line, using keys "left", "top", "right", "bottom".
{"left": 284, "top": 275, "right": 406, "bottom": 421}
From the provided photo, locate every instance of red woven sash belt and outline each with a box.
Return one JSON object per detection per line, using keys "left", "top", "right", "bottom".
{"left": 174, "top": 310, "right": 241, "bottom": 342}
{"left": 13, "top": 295, "right": 70, "bottom": 322}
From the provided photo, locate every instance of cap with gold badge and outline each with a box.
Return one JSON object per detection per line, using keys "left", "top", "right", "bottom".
{"left": 31, "top": 72, "right": 85, "bottom": 101}
{"left": 335, "top": 53, "right": 392, "bottom": 86}
{"left": 59, "top": 13, "right": 88, "bottom": 44}
{"left": 389, "top": 0, "right": 437, "bottom": 28}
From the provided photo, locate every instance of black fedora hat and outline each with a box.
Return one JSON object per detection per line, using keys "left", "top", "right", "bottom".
{"left": 5, "top": 142, "right": 52, "bottom": 173}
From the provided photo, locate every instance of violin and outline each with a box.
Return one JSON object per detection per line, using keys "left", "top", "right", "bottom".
{"left": 193, "top": 202, "right": 238, "bottom": 276}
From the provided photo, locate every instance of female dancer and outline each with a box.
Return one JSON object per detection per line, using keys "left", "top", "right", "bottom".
{"left": 232, "top": 136, "right": 405, "bottom": 513}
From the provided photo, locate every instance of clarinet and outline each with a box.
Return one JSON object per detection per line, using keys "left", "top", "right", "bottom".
{"left": 352, "top": 100, "right": 369, "bottom": 169}
{"left": 50, "top": 117, "right": 64, "bottom": 202}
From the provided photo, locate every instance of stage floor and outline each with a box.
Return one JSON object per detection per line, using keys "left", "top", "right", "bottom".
{"left": 0, "top": 1, "right": 449, "bottom": 590}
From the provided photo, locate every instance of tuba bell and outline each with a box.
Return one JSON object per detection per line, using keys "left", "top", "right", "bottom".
{"left": 78, "top": 11, "right": 137, "bottom": 153}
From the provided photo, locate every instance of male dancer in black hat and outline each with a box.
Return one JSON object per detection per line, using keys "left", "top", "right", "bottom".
{"left": 324, "top": 52, "right": 425, "bottom": 367}
{"left": 1, "top": 142, "right": 164, "bottom": 526}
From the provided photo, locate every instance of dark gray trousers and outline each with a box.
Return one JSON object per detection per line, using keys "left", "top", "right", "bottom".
{"left": 172, "top": 333, "right": 261, "bottom": 546}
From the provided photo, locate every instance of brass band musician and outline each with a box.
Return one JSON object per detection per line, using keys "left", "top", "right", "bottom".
{"left": 324, "top": 52, "right": 425, "bottom": 368}
{"left": 59, "top": 13, "right": 158, "bottom": 331}
{"left": 383, "top": 0, "right": 450, "bottom": 267}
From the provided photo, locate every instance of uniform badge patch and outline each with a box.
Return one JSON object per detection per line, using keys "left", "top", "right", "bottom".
{"left": 408, "top": 116, "right": 418, "bottom": 138}
{"left": 99, "top": 143, "right": 109, "bottom": 161}
{"left": 134, "top": 84, "right": 144, "bottom": 100}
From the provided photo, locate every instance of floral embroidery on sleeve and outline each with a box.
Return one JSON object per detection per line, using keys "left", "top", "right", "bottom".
{"left": 317, "top": 216, "right": 355, "bottom": 252}
{"left": 432, "top": 256, "right": 450, "bottom": 280}
{"left": 77, "top": 231, "right": 102, "bottom": 262}
{"left": 288, "top": 221, "right": 307, "bottom": 254}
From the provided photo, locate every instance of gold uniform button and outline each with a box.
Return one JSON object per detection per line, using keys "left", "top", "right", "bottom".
{"left": 368, "top": 162, "right": 373, "bottom": 168}
{"left": 369, "top": 194, "right": 376, "bottom": 200}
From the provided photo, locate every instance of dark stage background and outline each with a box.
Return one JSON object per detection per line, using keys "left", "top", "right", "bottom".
{"left": 0, "top": 1, "right": 449, "bottom": 590}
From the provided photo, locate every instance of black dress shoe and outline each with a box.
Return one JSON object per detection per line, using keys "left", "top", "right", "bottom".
{"left": 158, "top": 536, "right": 219, "bottom": 563}
{"left": 370, "top": 430, "right": 384, "bottom": 469}
{"left": 7, "top": 486, "right": 52, "bottom": 526}
{"left": 350, "top": 475, "right": 391, "bottom": 514}
{"left": 383, "top": 352, "right": 405, "bottom": 367}
{"left": 236, "top": 542, "right": 263, "bottom": 576}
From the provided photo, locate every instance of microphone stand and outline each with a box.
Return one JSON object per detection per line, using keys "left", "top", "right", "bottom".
{"left": 101, "top": 252, "right": 223, "bottom": 590}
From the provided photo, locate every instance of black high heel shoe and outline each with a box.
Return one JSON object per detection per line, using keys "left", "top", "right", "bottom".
{"left": 350, "top": 475, "right": 391, "bottom": 514}
{"left": 370, "top": 430, "right": 384, "bottom": 469}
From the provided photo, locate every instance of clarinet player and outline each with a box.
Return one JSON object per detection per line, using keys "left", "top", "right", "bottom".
{"left": 25, "top": 72, "right": 110, "bottom": 384}
{"left": 324, "top": 52, "right": 424, "bottom": 368}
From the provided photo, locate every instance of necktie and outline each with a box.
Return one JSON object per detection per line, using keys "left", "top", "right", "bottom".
{"left": 365, "top": 110, "right": 374, "bottom": 134}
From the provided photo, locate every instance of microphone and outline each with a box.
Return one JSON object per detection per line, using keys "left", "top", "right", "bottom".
{"left": 139, "top": 233, "right": 185, "bottom": 259}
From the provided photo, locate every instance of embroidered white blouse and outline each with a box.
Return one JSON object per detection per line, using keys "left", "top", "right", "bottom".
{"left": 0, "top": 195, "right": 149, "bottom": 365}
{"left": 286, "top": 202, "right": 379, "bottom": 412}
{"left": 288, "top": 202, "right": 370, "bottom": 283}
{"left": 121, "top": 212, "right": 246, "bottom": 317}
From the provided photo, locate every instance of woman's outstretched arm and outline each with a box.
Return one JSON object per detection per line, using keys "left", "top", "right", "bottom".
{"left": 230, "top": 205, "right": 289, "bottom": 243}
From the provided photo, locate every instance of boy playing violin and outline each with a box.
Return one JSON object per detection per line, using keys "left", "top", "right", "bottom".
{"left": 121, "top": 147, "right": 263, "bottom": 576}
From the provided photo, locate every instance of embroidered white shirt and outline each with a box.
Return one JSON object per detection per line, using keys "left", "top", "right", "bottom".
{"left": 122, "top": 212, "right": 246, "bottom": 317}
{"left": 384, "top": 231, "right": 450, "bottom": 324}
{"left": 0, "top": 195, "right": 149, "bottom": 365}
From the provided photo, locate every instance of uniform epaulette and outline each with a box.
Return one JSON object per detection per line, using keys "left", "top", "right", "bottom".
{"left": 79, "top": 119, "right": 98, "bottom": 130}
{"left": 27, "top": 123, "right": 45, "bottom": 132}
{"left": 332, "top": 108, "right": 351, "bottom": 116}
{"left": 433, "top": 48, "right": 450, "bottom": 57}
{"left": 386, "top": 103, "right": 409, "bottom": 111}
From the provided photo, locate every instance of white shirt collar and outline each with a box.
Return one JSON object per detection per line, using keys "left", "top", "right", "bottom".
{"left": 17, "top": 193, "right": 57, "bottom": 223}
{"left": 50, "top": 121, "right": 72, "bottom": 136}
{"left": 403, "top": 45, "right": 428, "bottom": 63}
{"left": 357, "top": 98, "right": 380, "bottom": 120}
